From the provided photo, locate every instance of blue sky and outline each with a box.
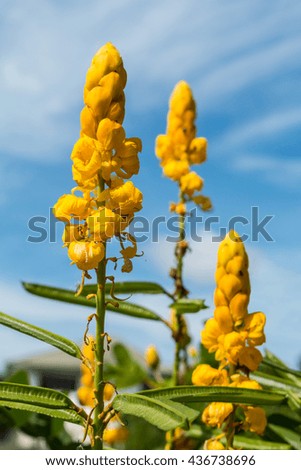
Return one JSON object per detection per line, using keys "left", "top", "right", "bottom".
{"left": 0, "top": 0, "right": 301, "bottom": 373}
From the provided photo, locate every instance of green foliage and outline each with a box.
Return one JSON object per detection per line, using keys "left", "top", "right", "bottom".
{"left": 0, "top": 311, "right": 82, "bottom": 359}
{"left": 0, "top": 382, "right": 86, "bottom": 426}
{"left": 112, "top": 393, "right": 199, "bottom": 431}
{"left": 23, "top": 282, "right": 163, "bottom": 321}
{"left": 170, "top": 298, "right": 207, "bottom": 314}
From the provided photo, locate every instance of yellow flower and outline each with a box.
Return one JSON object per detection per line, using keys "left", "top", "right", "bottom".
{"left": 87, "top": 208, "right": 127, "bottom": 241}
{"left": 68, "top": 240, "right": 104, "bottom": 270}
{"left": 192, "top": 364, "right": 229, "bottom": 386}
{"left": 145, "top": 345, "right": 160, "bottom": 370}
{"left": 201, "top": 318, "right": 223, "bottom": 354}
{"left": 243, "top": 312, "right": 266, "bottom": 347}
{"left": 62, "top": 224, "right": 87, "bottom": 244}
{"left": 220, "top": 331, "right": 245, "bottom": 365}
{"left": 243, "top": 406, "right": 267, "bottom": 435}
{"left": 230, "top": 374, "right": 262, "bottom": 390}
{"left": 170, "top": 202, "right": 187, "bottom": 215}
{"left": 238, "top": 346, "right": 263, "bottom": 372}
{"left": 106, "top": 179, "right": 143, "bottom": 215}
{"left": 214, "top": 306, "right": 234, "bottom": 333}
{"left": 71, "top": 136, "right": 101, "bottom": 186}
{"left": 116, "top": 137, "right": 141, "bottom": 179}
{"left": 202, "top": 402, "right": 233, "bottom": 428}
{"left": 204, "top": 439, "right": 225, "bottom": 450}
{"left": 53, "top": 194, "right": 90, "bottom": 221}
{"left": 103, "top": 426, "right": 129, "bottom": 445}
{"left": 163, "top": 160, "right": 190, "bottom": 181}
{"left": 180, "top": 171, "right": 203, "bottom": 197}
{"left": 189, "top": 137, "right": 207, "bottom": 164}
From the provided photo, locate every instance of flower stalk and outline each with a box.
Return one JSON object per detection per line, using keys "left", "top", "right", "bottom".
{"left": 53, "top": 42, "right": 142, "bottom": 448}
{"left": 155, "top": 81, "right": 211, "bottom": 388}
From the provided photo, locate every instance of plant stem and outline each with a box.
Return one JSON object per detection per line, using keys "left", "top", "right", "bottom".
{"left": 92, "top": 176, "right": 107, "bottom": 449}
{"left": 172, "top": 191, "right": 187, "bottom": 386}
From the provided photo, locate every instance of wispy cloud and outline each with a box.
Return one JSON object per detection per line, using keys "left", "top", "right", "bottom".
{"left": 221, "top": 108, "right": 301, "bottom": 147}
{"left": 229, "top": 154, "right": 301, "bottom": 188}
{"left": 1, "top": 0, "right": 301, "bottom": 158}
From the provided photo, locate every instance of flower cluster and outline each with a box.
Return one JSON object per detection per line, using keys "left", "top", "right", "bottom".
{"left": 53, "top": 43, "right": 142, "bottom": 273}
{"left": 155, "top": 80, "right": 211, "bottom": 214}
{"left": 192, "top": 231, "right": 267, "bottom": 445}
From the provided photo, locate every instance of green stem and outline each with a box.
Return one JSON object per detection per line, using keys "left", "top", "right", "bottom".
{"left": 92, "top": 176, "right": 107, "bottom": 450}
{"left": 172, "top": 191, "right": 187, "bottom": 386}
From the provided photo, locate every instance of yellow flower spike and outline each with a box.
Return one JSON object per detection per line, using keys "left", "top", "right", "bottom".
{"left": 192, "top": 364, "right": 229, "bottom": 386}
{"left": 215, "top": 231, "right": 250, "bottom": 325}
{"left": 81, "top": 43, "right": 126, "bottom": 138}
{"left": 68, "top": 240, "right": 104, "bottom": 271}
{"left": 242, "top": 406, "right": 267, "bottom": 435}
{"left": 145, "top": 345, "right": 160, "bottom": 370}
{"left": 202, "top": 402, "right": 233, "bottom": 428}
{"left": 53, "top": 194, "right": 91, "bottom": 222}
{"left": 155, "top": 80, "right": 210, "bottom": 212}
{"left": 180, "top": 171, "right": 203, "bottom": 197}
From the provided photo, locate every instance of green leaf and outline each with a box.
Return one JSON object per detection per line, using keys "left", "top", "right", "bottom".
{"left": 0, "top": 400, "right": 84, "bottom": 426}
{"left": 263, "top": 351, "right": 301, "bottom": 386}
{"left": 139, "top": 386, "right": 287, "bottom": 406}
{"left": 0, "top": 383, "right": 86, "bottom": 427}
{"left": 157, "top": 399, "right": 199, "bottom": 423}
{"left": 0, "top": 382, "right": 78, "bottom": 410}
{"left": 105, "top": 301, "right": 162, "bottom": 321}
{"left": 23, "top": 282, "right": 162, "bottom": 321}
{"left": 170, "top": 298, "right": 207, "bottom": 314}
{"left": 0, "top": 311, "right": 82, "bottom": 359}
{"left": 82, "top": 281, "right": 170, "bottom": 297}
{"left": 112, "top": 393, "right": 197, "bottom": 431}
{"left": 233, "top": 434, "right": 292, "bottom": 450}
{"left": 252, "top": 371, "right": 301, "bottom": 393}
{"left": 268, "top": 423, "right": 301, "bottom": 450}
